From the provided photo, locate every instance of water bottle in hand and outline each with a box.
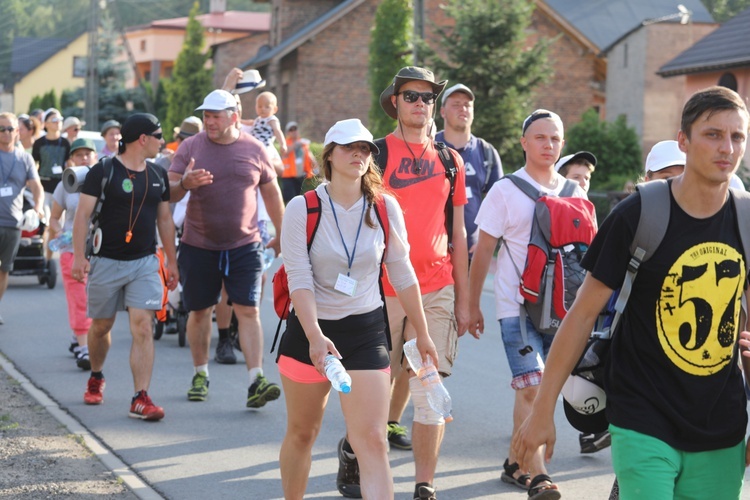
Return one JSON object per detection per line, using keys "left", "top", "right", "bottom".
{"left": 324, "top": 354, "right": 352, "bottom": 393}
{"left": 49, "top": 231, "right": 73, "bottom": 252}
{"left": 262, "top": 248, "right": 276, "bottom": 272}
{"left": 403, "top": 339, "right": 453, "bottom": 422}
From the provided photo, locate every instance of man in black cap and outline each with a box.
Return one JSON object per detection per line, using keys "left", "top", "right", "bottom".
{"left": 338, "top": 66, "right": 469, "bottom": 500}
{"left": 72, "top": 112, "right": 178, "bottom": 421}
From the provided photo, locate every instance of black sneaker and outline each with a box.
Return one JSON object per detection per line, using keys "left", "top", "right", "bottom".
{"left": 214, "top": 337, "right": 237, "bottom": 364}
{"left": 246, "top": 374, "right": 281, "bottom": 408}
{"left": 414, "top": 482, "right": 437, "bottom": 500}
{"left": 75, "top": 351, "right": 91, "bottom": 371}
{"left": 69, "top": 341, "right": 79, "bottom": 356}
{"left": 387, "top": 421, "right": 412, "bottom": 450}
{"left": 579, "top": 430, "right": 611, "bottom": 454}
{"left": 336, "top": 438, "right": 361, "bottom": 498}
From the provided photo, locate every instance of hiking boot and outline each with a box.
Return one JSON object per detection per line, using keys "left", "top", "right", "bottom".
{"left": 579, "top": 430, "right": 611, "bottom": 454}
{"left": 214, "top": 337, "right": 237, "bottom": 364}
{"left": 129, "top": 391, "right": 165, "bottom": 421}
{"left": 75, "top": 351, "right": 91, "bottom": 371}
{"left": 246, "top": 374, "right": 281, "bottom": 408}
{"left": 387, "top": 421, "right": 412, "bottom": 450}
{"left": 84, "top": 376, "right": 105, "bottom": 405}
{"left": 187, "top": 372, "right": 209, "bottom": 401}
{"left": 414, "top": 482, "right": 437, "bottom": 500}
{"left": 336, "top": 438, "right": 361, "bottom": 498}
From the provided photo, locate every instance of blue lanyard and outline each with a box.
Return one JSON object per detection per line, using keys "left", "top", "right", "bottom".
{"left": 0, "top": 153, "right": 17, "bottom": 186}
{"left": 325, "top": 186, "right": 365, "bottom": 276}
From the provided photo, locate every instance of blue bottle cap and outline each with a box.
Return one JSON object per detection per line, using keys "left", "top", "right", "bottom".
{"left": 340, "top": 383, "right": 351, "bottom": 394}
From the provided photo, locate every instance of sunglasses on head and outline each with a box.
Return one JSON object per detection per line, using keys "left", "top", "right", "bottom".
{"left": 0, "top": 126, "right": 15, "bottom": 133}
{"left": 398, "top": 90, "right": 438, "bottom": 105}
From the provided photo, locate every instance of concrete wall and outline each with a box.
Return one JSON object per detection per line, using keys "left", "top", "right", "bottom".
{"left": 606, "top": 27, "right": 648, "bottom": 139}
{"left": 13, "top": 33, "right": 88, "bottom": 115}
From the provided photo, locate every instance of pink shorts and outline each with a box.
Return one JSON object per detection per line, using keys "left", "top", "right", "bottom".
{"left": 278, "top": 355, "right": 391, "bottom": 384}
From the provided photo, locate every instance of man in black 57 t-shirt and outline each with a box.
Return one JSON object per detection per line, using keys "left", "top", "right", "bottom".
{"left": 513, "top": 86, "right": 750, "bottom": 499}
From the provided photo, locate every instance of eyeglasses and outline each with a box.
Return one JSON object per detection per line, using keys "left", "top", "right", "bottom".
{"left": 147, "top": 132, "right": 163, "bottom": 140}
{"left": 0, "top": 126, "right": 15, "bottom": 133}
{"left": 398, "top": 90, "right": 438, "bottom": 105}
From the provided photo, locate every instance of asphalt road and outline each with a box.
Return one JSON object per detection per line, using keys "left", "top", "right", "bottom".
{"left": 2, "top": 263, "right": 749, "bottom": 499}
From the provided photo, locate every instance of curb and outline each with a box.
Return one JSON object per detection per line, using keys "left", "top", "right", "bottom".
{"left": 0, "top": 354, "right": 163, "bottom": 500}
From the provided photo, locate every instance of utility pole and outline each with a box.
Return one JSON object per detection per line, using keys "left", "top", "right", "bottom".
{"left": 84, "top": 0, "right": 100, "bottom": 130}
{"left": 111, "top": 0, "right": 154, "bottom": 114}
{"left": 413, "top": 0, "right": 424, "bottom": 65}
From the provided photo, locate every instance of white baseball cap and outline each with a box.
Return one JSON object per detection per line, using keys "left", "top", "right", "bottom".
{"left": 62, "top": 116, "right": 85, "bottom": 130}
{"left": 555, "top": 151, "right": 597, "bottom": 172}
{"left": 645, "top": 140, "right": 685, "bottom": 173}
{"left": 195, "top": 90, "right": 238, "bottom": 111}
{"left": 561, "top": 374, "right": 608, "bottom": 434}
{"left": 324, "top": 119, "right": 379, "bottom": 154}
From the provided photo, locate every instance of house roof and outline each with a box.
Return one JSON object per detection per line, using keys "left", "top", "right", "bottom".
{"left": 133, "top": 11, "right": 270, "bottom": 33}
{"left": 10, "top": 36, "right": 75, "bottom": 77}
{"left": 658, "top": 6, "right": 750, "bottom": 76}
{"left": 544, "top": 0, "right": 713, "bottom": 53}
{"left": 241, "top": 0, "right": 364, "bottom": 69}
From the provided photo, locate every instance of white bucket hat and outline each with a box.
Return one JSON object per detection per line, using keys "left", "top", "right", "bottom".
{"left": 324, "top": 119, "right": 379, "bottom": 154}
{"left": 233, "top": 69, "right": 266, "bottom": 95}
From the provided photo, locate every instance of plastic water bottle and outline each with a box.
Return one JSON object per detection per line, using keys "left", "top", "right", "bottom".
{"left": 49, "top": 231, "right": 73, "bottom": 252}
{"left": 262, "top": 248, "right": 276, "bottom": 272}
{"left": 324, "top": 354, "right": 352, "bottom": 393}
{"left": 403, "top": 339, "right": 453, "bottom": 422}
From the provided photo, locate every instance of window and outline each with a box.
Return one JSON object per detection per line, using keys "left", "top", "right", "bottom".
{"left": 140, "top": 40, "right": 146, "bottom": 52}
{"left": 718, "top": 72, "right": 738, "bottom": 92}
{"left": 72, "top": 56, "right": 87, "bottom": 78}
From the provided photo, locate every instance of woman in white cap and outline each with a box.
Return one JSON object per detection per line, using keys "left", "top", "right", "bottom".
{"left": 277, "top": 119, "right": 437, "bottom": 499}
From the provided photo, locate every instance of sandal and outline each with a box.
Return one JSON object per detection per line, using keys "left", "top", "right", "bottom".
{"left": 528, "top": 474, "right": 561, "bottom": 500}
{"left": 501, "top": 458, "right": 530, "bottom": 490}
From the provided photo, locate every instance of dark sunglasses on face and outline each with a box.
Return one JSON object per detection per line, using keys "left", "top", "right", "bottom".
{"left": 0, "top": 126, "right": 15, "bottom": 133}
{"left": 398, "top": 90, "right": 438, "bottom": 105}
{"left": 148, "top": 132, "right": 163, "bottom": 140}
{"left": 288, "top": 127, "right": 298, "bottom": 132}
{"left": 70, "top": 128, "right": 81, "bottom": 132}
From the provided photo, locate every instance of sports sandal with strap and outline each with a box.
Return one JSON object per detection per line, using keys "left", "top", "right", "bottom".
{"left": 501, "top": 458, "right": 530, "bottom": 490}
{"left": 527, "top": 474, "right": 561, "bottom": 500}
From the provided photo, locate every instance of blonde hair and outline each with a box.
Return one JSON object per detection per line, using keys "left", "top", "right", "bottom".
{"left": 256, "top": 91, "right": 278, "bottom": 106}
{"left": 320, "top": 143, "right": 385, "bottom": 229}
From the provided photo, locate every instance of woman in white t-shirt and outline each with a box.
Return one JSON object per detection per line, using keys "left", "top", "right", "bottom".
{"left": 277, "top": 119, "right": 437, "bottom": 499}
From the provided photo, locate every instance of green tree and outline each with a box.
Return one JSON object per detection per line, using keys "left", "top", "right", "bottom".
{"left": 164, "top": 2, "right": 213, "bottom": 137}
{"left": 700, "top": 0, "right": 750, "bottom": 22}
{"left": 367, "top": 0, "right": 413, "bottom": 138}
{"left": 564, "top": 109, "right": 642, "bottom": 218}
{"left": 426, "top": 0, "right": 552, "bottom": 169}
{"left": 96, "top": 11, "right": 139, "bottom": 127}
{"left": 28, "top": 95, "right": 45, "bottom": 113}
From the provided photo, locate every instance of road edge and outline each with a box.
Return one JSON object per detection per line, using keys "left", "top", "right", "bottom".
{"left": 0, "top": 353, "right": 163, "bottom": 500}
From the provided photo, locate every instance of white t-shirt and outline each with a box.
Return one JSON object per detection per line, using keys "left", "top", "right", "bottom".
{"left": 475, "top": 167, "right": 588, "bottom": 320}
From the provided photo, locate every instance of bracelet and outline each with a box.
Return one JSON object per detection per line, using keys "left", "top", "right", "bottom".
{"left": 179, "top": 177, "right": 189, "bottom": 191}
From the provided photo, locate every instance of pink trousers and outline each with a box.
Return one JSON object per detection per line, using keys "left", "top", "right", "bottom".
{"left": 60, "top": 252, "right": 92, "bottom": 337}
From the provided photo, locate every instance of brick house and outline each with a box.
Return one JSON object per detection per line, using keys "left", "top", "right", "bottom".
{"left": 658, "top": 6, "right": 750, "bottom": 168}
{"left": 240, "top": 0, "right": 712, "bottom": 144}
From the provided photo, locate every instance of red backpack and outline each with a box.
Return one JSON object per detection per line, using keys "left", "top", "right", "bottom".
{"left": 270, "top": 189, "right": 391, "bottom": 351}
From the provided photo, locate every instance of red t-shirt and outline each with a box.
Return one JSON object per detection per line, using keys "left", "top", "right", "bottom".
{"left": 381, "top": 133, "right": 467, "bottom": 296}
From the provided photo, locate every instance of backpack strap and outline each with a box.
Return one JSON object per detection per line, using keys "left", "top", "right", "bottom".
{"left": 435, "top": 142, "right": 457, "bottom": 253}
{"left": 611, "top": 179, "right": 671, "bottom": 335}
{"left": 503, "top": 174, "right": 541, "bottom": 201}
{"left": 559, "top": 179, "right": 579, "bottom": 198}
{"left": 271, "top": 189, "right": 323, "bottom": 353}
{"left": 728, "top": 187, "right": 750, "bottom": 327}
{"left": 146, "top": 161, "right": 168, "bottom": 197}
{"left": 303, "top": 189, "right": 322, "bottom": 251}
{"left": 373, "top": 138, "right": 388, "bottom": 175}
{"left": 478, "top": 137, "right": 495, "bottom": 193}
{"left": 372, "top": 195, "right": 392, "bottom": 350}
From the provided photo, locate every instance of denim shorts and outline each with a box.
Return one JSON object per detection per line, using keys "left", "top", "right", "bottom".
{"left": 499, "top": 316, "right": 554, "bottom": 390}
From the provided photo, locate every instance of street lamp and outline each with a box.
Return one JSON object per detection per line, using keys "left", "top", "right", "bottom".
{"left": 643, "top": 4, "right": 693, "bottom": 25}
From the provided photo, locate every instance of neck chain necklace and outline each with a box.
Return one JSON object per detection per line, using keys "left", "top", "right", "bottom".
{"left": 397, "top": 121, "right": 431, "bottom": 173}
{"left": 121, "top": 161, "right": 148, "bottom": 244}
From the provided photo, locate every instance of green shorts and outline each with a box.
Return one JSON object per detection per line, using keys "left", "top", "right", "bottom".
{"left": 610, "top": 424, "right": 745, "bottom": 500}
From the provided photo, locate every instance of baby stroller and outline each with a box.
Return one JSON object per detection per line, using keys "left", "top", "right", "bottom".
{"left": 153, "top": 279, "right": 189, "bottom": 347}
{"left": 10, "top": 196, "right": 57, "bottom": 289}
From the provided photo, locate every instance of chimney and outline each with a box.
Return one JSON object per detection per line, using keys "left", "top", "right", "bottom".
{"left": 210, "top": 0, "right": 226, "bottom": 14}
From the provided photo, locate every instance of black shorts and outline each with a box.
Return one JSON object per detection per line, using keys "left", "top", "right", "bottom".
{"left": 277, "top": 308, "right": 390, "bottom": 371}
{"left": 178, "top": 241, "right": 263, "bottom": 311}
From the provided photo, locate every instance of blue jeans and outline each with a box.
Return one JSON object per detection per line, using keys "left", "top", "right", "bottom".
{"left": 499, "top": 316, "right": 554, "bottom": 389}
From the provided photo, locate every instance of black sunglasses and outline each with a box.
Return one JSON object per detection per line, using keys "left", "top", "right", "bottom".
{"left": 398, "top": 90, "right": 438, "bottom": 105}
{"left": 0, "top": 126, "right": 15, "bottom": 133}
{"left": 147, "top": 132, "right": 163, "bottom": 140}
